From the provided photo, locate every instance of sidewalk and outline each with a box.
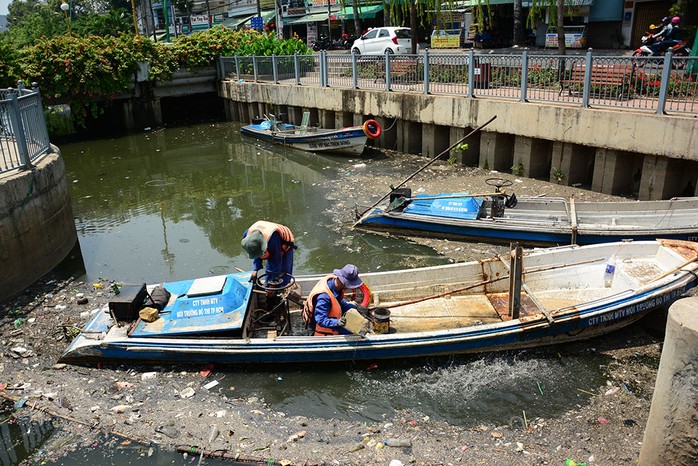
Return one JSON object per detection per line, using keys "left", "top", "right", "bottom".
{"left": 327, "top": 45, "right": 635, "bottom": 56}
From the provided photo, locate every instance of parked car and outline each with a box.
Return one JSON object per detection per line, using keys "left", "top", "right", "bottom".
{"left": 351, "top": 27, "right": 412, "bottom": 55}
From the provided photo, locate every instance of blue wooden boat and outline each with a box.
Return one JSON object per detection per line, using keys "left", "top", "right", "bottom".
{"left": 355, "top": 178, "right": 698, "bottom": 246}
{"left": 240, "top": 116, "right": 381, "bottom": 156}
{"left": 60, "top": 239, "right": 698, "bottom": 365}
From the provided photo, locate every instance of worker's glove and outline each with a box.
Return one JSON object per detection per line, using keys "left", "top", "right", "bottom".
{"left": 249, "top": 271, "right": 258, "bottom": 283}
{"left": 346, "top": 300, "right": 358, "bottom": 308}
{"left": 337, "top": 316, "right": 347, "bottom": 327}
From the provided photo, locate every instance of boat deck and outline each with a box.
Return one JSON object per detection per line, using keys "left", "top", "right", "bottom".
{"left": 375, "top": 290, "right": 600, "bottom": 333}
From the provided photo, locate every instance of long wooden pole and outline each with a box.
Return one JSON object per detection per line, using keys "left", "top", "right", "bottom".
{"left": 353, "top": 115, "right": 497, "bottom": 226}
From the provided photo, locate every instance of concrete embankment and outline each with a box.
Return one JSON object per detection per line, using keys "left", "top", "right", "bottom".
{"left": 220, "top": 81, "right": 698, "bottom": 200}
{"left": 0, "top": 150, "right": 77, "bottom": 302}
{"left": 640, "top": 297, "right": 698, "bottom": 465}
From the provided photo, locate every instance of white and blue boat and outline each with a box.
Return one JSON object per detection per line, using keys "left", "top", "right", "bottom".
{"left": 60, "top": 239, "right": 698, "bottom": 365}
{"left": 240, "top": 116, "right": 381, "bottom": 156}
{"left": 356, "top": 178, "right": 698, "bottom": 246}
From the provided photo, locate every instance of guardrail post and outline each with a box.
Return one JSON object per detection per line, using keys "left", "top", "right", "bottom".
{"left": 7, "top": 88, "right": 32, "bottom": 169}
{"left": 352, "top": 52, "right": 358, "bottom": 89}
{"left": 31, "top": 82, "right": 51, "bottom": 153}
{"left": 252, "top": 55, "right": 258, "bottom": 82}
{"left": 423, "top": 49, "right": 430, "bottom": 95}
{"left": 272, "top": 54, "right": 278, "bottom": 83}
{"left": 581, "top": 48, "right": 593, "bottom": 108}
{"left": 468, "top": 50, "right": 475, "bottom": 97}
{"left": 294, "top": 52, "right": 300, "bottom": 85}
{"left": 319, "top": 51, "right": 326, "bottom": 87}
{"left": 520, "top": 48, "right": 529, "bottom": 102}
{"left": 234, "top": 55, "right": 240, "bottom": 81}
{"left": 656, "top": 50, "right": 673, "bottom": 115}
{"left": 323, "top": 51, "right": 329, "bottom": 87}
{"left": 385, "top": 50, "right": 391, "bottom": 91}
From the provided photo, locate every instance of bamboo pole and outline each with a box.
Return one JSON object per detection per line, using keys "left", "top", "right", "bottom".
{"left": 175, "top": 445, "right": 277, "bottom": 464}
{"left": 353, "top": 115, "right": 497, "bottom": 226}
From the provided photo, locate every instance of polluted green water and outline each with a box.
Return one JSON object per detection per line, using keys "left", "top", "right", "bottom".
{"left": 62, "top": 122, "right": 446, "bottom": 284}
{"left": 20, "top": 121, "right": 616, "bottom": 464}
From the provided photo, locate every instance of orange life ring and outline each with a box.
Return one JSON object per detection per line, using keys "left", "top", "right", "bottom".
{"left": 362, "top": 120, "right": 382, "bottom": 140}
{"left": 349, "top": 283, "right": 372, "bottom": 307}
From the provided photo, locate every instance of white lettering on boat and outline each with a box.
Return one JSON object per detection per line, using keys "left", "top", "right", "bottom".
{"left": 587, "top": 289, "right": 683, "bottom": 326}
{"left": 308, "top": 140, "right": 351, "bottom": 148}
{"left": 175, "top": 297, "right": 225, "bottom": 318}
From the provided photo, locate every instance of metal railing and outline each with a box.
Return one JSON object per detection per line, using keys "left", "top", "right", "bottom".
{"left": 219, "top": 49, "right": 698, "bottom": 116}
{"left": 0, "top": 83, "right": 51, "bottom": 175}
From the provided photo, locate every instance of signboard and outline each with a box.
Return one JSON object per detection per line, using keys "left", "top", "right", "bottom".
{"left": 307, "top": 23, "right": 318, "bottom": 46}
{"left": 545, "top": 33, "right": 586, "bottom": 48}
{"left": 283, "top": 0, "right": 308, "bottom": 17}
{"left": 250, "top": 16, "right": 264, "bottom": 29}
{"left": 431, "top": 35, "right": 461, "bottom": 48}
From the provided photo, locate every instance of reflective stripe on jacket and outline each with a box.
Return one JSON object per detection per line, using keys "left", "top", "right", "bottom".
{"left": 305, "top": 275, "right": 341, "bottom": 336}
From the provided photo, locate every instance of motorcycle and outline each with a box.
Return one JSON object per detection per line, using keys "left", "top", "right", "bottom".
{"left": 632, "top": 27, "right": 691, "bottom": 69}
{"left": 338, "top": 34, "right": 357, "bottom": 50}
{"left": 312, "top": 35, "right": 332, "bottom": 52}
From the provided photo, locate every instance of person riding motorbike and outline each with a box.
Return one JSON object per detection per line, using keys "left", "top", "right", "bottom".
{"left": 644, "top": 16, "right": 681, "bottom": 56}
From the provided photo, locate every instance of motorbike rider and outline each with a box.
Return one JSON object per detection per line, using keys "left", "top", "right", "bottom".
{"left": 647, "top": 16, "right": 681, "bottom": 55}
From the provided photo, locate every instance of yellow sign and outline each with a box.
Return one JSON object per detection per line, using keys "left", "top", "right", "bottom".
{"left": 431, "top": 35, "right": 460, "bottom": 48}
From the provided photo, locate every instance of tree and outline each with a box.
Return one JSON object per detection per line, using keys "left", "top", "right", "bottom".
{"left": 352, "top": 0, "right": 361, "bottom": 38}
{"left": 556, "top": 0, "right": 566, "bottom": 55}
{"left": 513, "top": 0, "right": 524, "bottom": 46}
{"left": 72, "top": 8, "right": 134, "bottom": 36}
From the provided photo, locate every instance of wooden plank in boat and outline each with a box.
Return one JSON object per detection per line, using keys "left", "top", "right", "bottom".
{"left": 487, "top": 292, "right": 541, "bottom": 321}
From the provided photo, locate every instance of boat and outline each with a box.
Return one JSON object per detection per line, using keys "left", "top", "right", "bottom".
{"left": 355, "top": 178, "right": 698, "bottom": 246}
{"left": 60, "top": 239, "right": 698, "bottom": 365}
{"left": 240, "top": 114, "right": 381, "bottom": 156}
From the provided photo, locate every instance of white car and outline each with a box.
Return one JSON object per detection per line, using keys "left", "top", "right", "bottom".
{"left": 351, "top": 27, "right": 413, "bottom": 55}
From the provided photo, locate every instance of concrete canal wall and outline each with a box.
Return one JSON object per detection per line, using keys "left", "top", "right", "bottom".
{"left": 0, "top": 151, "right": 77, "bottom": 301}
{"left": 220, "top": 82, "right": 698, "bottom": 201}
{"left": 640, "top": 297, "right": 698, "bottom": 465}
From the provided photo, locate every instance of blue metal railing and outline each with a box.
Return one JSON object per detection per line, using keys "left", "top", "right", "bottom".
{"left": 0, "top": 83, "right": 51, "bottom": 174}
{"left": 219, "top": 49, "right": 698, "bottom": 116}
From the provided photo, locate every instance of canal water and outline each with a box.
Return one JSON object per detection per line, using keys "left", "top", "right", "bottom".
{"left": 20, "top": 121, "right": 615, "bottom": 464}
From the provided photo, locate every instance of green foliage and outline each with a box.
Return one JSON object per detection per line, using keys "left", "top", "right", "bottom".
{"left": 13, "top": 28, "right": 310, "bottom": 125}
{"left": 19, "top": 34, "right": 153, "bottom": 125}
{"left": 448, "top": 142, "right": 469, "bottom": 165}
{"left": 5, "top": 3, "right": 68, "bottom": 48}
{"left": 552, "top": 167, "right": 565, "bottom": 183}
{"left": 71, "top": 9, "right": 135, "bottom": 37}
{"left": 511, "top": 161, "right": 524, "bottom": 176}
{"left": 0, "top": 36, "right": 21, "bottom": 87}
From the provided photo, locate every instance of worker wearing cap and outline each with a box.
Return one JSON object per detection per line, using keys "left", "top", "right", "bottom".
{"left": 241, "top": 221, "right": 295, "bottom": 287}
{"left": 304, "top": 264, "right": 363, "bottom": 336}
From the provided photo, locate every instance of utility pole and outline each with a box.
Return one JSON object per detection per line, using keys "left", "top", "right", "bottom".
{"left": 131, "top": 0, "right": 139, "bottom": 35}
{"left": 163, "top": 0, "right": 171, "bottom": 41}
{"left": 206, "top": 0, "right": 212, "bottom": 29}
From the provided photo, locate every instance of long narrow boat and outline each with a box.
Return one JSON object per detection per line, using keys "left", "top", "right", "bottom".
{"left": 240, "top": 117, "right": 381, "bottom": 156}
{"left": 355, "top": 179, "right": 698, "bottom": 246}
{"left": 60, "top": 239, "right": 698, "bottom": 365}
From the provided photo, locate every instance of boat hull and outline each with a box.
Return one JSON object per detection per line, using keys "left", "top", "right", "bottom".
{"left": 358, "top": 196, "right": 698, "bottom": 246}
{"left": 60, "top": 240, "right": 698, "bottom": 365}
{"left": 240, "top": 124, "right": 368, "bottom": 155}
